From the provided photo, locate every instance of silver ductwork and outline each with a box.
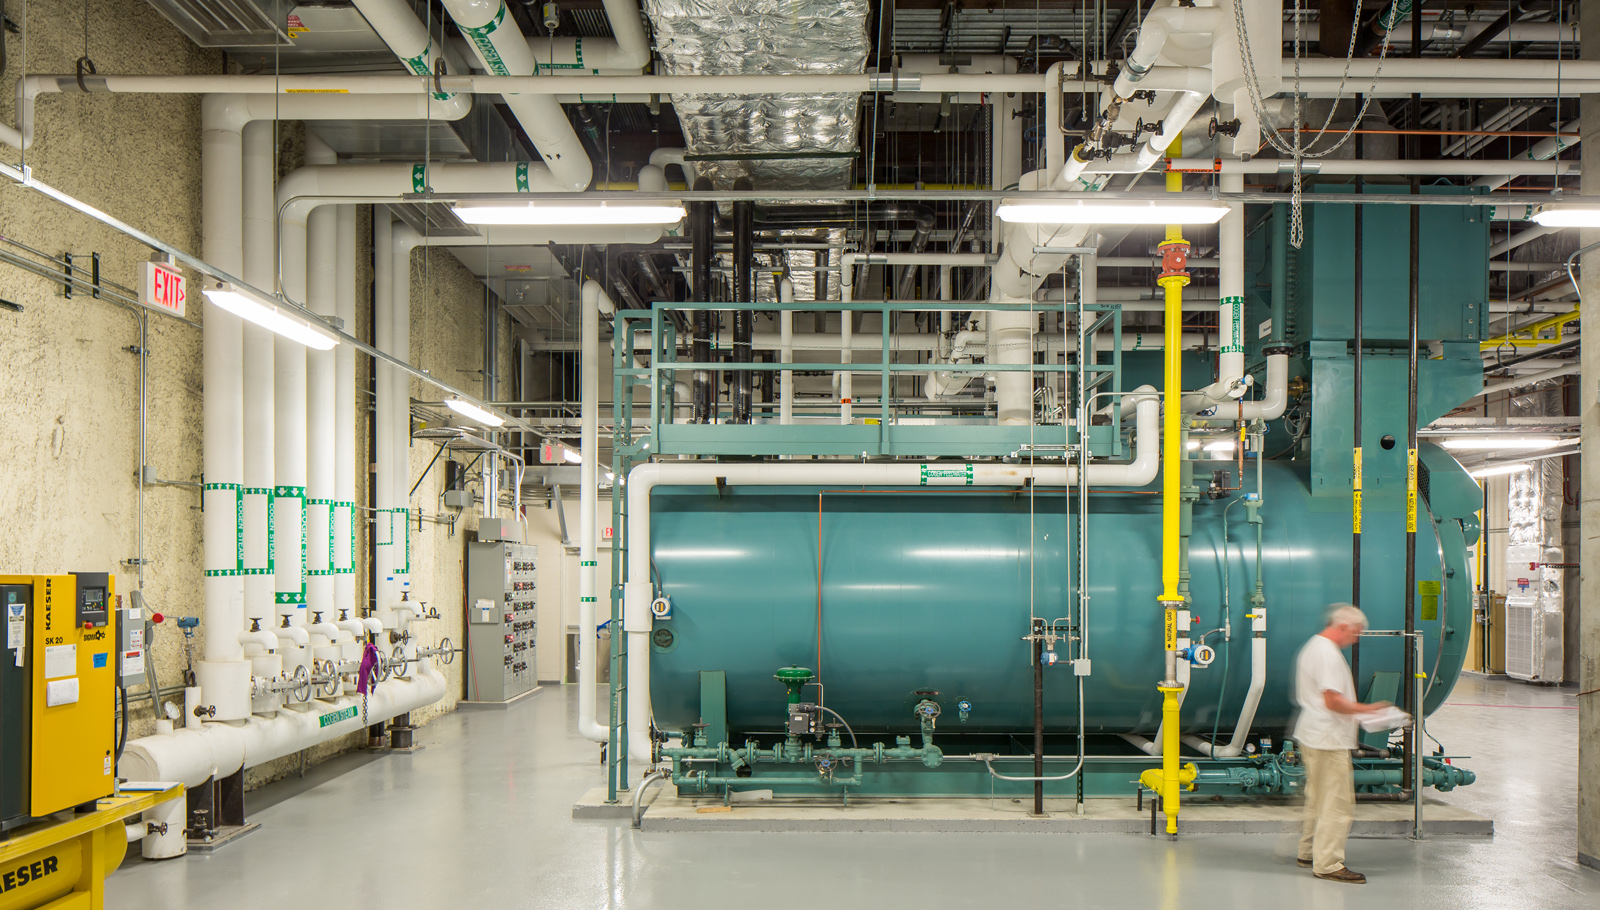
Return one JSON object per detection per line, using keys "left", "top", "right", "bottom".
{"left": 644, "top": 0, "right": 870, "bottom": 190}
{"left": 1503, "top": 381, "right": 1566, "bottom": 683}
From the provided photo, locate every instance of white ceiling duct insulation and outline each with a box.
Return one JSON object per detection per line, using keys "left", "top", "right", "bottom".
{"left": 643, "top": 0, "right": 871, "bottom": 190}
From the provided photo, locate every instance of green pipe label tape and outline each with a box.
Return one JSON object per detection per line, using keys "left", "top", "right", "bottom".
{"left": 920, "top": 464, "right": 974, "bottom": 486}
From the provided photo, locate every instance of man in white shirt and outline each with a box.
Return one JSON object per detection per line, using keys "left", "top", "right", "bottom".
{"left": 1293, "top": 603, "right": 1390, "bottom": 884}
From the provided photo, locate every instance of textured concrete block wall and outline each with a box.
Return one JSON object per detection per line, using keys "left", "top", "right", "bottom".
{"left": 0, "top": 0, "right": 510, "bottom": 790}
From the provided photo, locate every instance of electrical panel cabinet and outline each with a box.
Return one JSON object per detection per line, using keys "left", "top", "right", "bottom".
{"left": 465, "top": 542, "right": 538, "bottom": 703}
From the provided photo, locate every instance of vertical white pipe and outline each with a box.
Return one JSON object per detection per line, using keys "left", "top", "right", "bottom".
{"left": 391, "top": 224, "right": 417, "bottom": 616}
{"left": 576, "top": 280, "right": 608, "bottom": 741}
{"left": 373, "top": 212, "right": 395, "bottom": 624}
{"left": 241, "top": 121, "right": 276, "bottom": 633}
{"left": 440, "top": 0, "right": 594, "bottom": 192}
{"left": 199, "top": 99, "right": 252, "bottom": 720}
{"left": 276, "top": 170, "right": 310, "bottom": 661}
{"left": 838, "top": 261, "right": 853, "bottom": 424}
{"left": 201, "top": 102, "right": 245, "bottom": 664}
{"left": 1218, "top": 171, "right": 1245, "bottom": 388}
{"left": 305, "top": 139, "right": 338, "bottom": 646}
{"left": 334, "top": 205, "right": 358, "bottom": 631}
{"left": 779, "top": 278, "right": 794, "bottom": 425}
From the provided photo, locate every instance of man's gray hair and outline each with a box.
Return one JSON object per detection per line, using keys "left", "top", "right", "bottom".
{"left": 1327, "top": 603, "right": 1368, "bottom": 630}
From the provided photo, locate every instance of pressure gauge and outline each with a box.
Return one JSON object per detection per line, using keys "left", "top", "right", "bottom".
{"left": 650, "top": 596, "right": 672, "bottom": 620}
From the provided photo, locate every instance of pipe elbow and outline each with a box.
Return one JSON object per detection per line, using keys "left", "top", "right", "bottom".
{"left": 273, "top": 625, "right": 311, "bottom": 647}
{"left": 307, "top": 622, "right": 343, "bottom": 644}
{"left": 1238, "top": 354, "right": 1289, "bottom": 420}
{"left": 238, "top": 629, "right": 278, "bottom": 652}
{"left": 201, "top": 93, "right": 254, "bottom": 133}
{"left": 360, "top": 617, "right": 384, "bottom": 634}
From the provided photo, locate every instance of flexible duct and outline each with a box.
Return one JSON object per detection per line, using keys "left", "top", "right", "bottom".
{"left": 622, "top": 391, "right": 1161, "bottom": 764}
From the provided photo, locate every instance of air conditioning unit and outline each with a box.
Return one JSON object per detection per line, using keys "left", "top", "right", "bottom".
{"left": 1503, "top": 544, "right": 1563, "bottom": 682}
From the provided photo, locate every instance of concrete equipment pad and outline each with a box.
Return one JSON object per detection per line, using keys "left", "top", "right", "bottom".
{"left": 626, "top": 790, "right": 1492, "bottom": 835}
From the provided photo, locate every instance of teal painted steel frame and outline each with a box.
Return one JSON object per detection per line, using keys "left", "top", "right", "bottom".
{"left": 621, "top": 300, "right": 1126, "bottom": 458}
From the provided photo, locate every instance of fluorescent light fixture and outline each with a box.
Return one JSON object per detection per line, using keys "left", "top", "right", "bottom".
{"left": 451, "top": 202, "right": 687, "bottom": 226}
{"left": 1203, "top": 440, "right": 1236, "bottom": 453}
{"left": 1440, "top": 436, "right": 1562, "bottom": 450}
{"left": 1185, "top": 440, "right": 1201, "bottom": 451}
{"left": 995, "top": 201, "right": 1230, "bottom": 225}
{"left": 202, "top": 282, "right": 338, "bottom": 350}
{"left": 1469, "top": 462, "right": 1532, "bottom": 478}
{"left": 563, "top": 448, "right": 582, "bottom": 464}
{"left": 1531, "top": 207, "right": 1600, "bottom": 227}
{"left": 445, "top": 397, "right": 505, "bottom": 427}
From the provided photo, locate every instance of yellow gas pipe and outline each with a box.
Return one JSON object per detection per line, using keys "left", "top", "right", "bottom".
{"left": 1138, "top": 136, "right": 1197, "bottom": 835}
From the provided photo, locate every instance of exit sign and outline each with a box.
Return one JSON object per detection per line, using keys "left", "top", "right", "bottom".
{"left": 141, "top": 261, "right": 186, "bottom": 317}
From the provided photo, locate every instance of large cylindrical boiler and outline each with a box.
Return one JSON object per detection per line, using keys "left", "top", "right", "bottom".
{"left": 647, "top": 455, "right": 1473, "bottom": 739}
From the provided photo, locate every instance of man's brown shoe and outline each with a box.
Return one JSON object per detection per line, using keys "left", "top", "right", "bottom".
{"left": 1296, "top": 858, "right": 1312, "bottom": 868}
{"left": 1314, "top": 867, "right": 1366, "bottom": 884}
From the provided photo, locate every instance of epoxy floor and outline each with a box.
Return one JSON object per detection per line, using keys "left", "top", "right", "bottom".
{"left": 112, "top": 675, "right": 1596, "bottom": 909}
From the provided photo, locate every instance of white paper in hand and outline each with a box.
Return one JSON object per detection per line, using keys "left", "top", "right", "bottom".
{"left": 1358, "top": 705, "right": 1412, "bottom": 733}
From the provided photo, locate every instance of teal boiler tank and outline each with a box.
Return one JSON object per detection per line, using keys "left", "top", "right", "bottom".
{"left": 646, "top": 449, "right": 1475, "bottom": 740}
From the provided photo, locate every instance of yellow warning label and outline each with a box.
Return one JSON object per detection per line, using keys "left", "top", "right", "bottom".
{"left": 1352, "top": 491, "right": 1362, "bottom": 534}
{"left": 1164, "top": 611, "right": 1177, "bottom": 651}
{"left": 284, "top": 88, "right": 349, "bottom": 94}
{"left": 1406, "top": 449, "right": 1418, "bottom": 533}
{"left": 1352, "top": 447, "right": 1362, "bottom": 491}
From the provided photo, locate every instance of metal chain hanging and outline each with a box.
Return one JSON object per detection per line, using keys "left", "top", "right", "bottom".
{"left": 1231, "top": 0, "right": 1398, "bottom": 247}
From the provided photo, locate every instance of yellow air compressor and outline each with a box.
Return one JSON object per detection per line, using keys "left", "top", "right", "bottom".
{"left": 1, "top": 574, "right": 118, "bottom": 830}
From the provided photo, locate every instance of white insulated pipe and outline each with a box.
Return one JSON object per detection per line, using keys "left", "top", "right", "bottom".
{"left": 1191, "top": 172, "right": 1249, "bottom": 405}
{"left": 351, "top": 0, "right": 460, "bottom": 90}
{"left": 120, "top": 663, "right": 446, "bottom": 788}
{"left": 390, "top": 224, "right": 418, "bottom": 620}
{"left": 334, "top": 206, "right": 358, "bottom": 634}
{"left": 441, "top": 0, "right": 593, "bottom": 191}
{"left": 373, "top": 213, "right": 396, "bottom": 626}
{"left": 1478, "top": 363, "right": 1582, "bottom": 399}
{"left": 575, "top": 280, "right": 608, "bottom": 742}
{"left": 304, "top": 138, "right": 340, "bottom": 649}
{"left": 621, "top": 391, "right": 1163, "bottom": 765}
{"left": 779, "top": 278, "right": 795, "bottom": 425}
{"left": 1473, "top": 121, "right": 1579, "bottom": 192}
{"left": 241, "top": 121, "right": 276, "bottom": 641}
{"left": 1183, "top": 354, "right": 1289, "bottom": 420}
{"left": 1491, "top": 224, "right": 1564, "bottom": 258}
{"left": 198, "top": 97, "right": 251, "bottom": 721}
{"left": 1182, "top": 636, "right": 1267, "bottom": 758}
{"left": 276, "top": 188, "right": 311, "bottom": 667}
{"left": 1167, "top": 157, "right": 1580, "bottom": 178}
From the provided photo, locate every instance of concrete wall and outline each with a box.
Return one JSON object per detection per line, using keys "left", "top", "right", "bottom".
{"left": 0, "top": 0, "right": 214, "bottom": 732}
{"left": 0, "top": 1, "right": 516, "bottom": 790}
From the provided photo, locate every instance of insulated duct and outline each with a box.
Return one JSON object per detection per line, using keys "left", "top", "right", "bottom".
{"left": 642, "top": 0, "right": 870, "bottom": 189}
{"left": 1504, "top": 382, "right": 1566, "bottom": 683}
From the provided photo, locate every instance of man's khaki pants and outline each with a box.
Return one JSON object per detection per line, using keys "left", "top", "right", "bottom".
{"left": 1299, "top": 746, "right": 1355, "bottom": 874}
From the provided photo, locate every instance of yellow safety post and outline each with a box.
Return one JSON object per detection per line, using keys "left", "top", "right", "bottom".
{"left": 1149, "top": 136, "right": 1192, "bottom": 835}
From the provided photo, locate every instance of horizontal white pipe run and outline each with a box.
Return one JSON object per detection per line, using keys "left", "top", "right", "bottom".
{"left": 621, "top": 390, "right": 1162, "bottom": 765}
{"left": 1478, "top": 363, "right": 1582, "bottom": 399}
{"left": 120, "top": 664, "right": 445, "bottom": 787}
{"left": 1491, "top": 225, "right": 1564, "bottom": 258}
{"left": 1282, "top": 20, "right": 1577, "bottom": 45}
{"left": 588, "top": 329, "right": 1221, "bottom": 355}
{"left": 1169, "top": 158, "right": 1579, "bottom": 178}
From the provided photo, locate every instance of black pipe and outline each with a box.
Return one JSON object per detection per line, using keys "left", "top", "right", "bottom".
{"left": 1403, "top": 7, "right": 1422, "bottom": 795}
{"left": 1453, "top": 0, "right": 1536, "bottom": 59}
{"left": 691, "top": 177, "right": 714, "bottom": 424}
{"left": 1403, "top": 176, "right": 1420, "bottom": 792}
{"left": 1318, "top": 0, "right": 1357, "bottom": 55}
{"left": 732, "top": 178, "right": 755, "bottom": 424}
{"left": 753, "top": 203, "right": 936, "bottom": 297}
{"left": 1352, "top": 141, "right": 1364, "bottom": 688}
{"left": 1033, "top": 618, "right": 1045, "bottom": 816}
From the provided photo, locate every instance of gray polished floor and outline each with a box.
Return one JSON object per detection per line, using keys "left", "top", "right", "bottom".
{"left": 111, "top": 675, "right": 1596, "bottom": 909}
